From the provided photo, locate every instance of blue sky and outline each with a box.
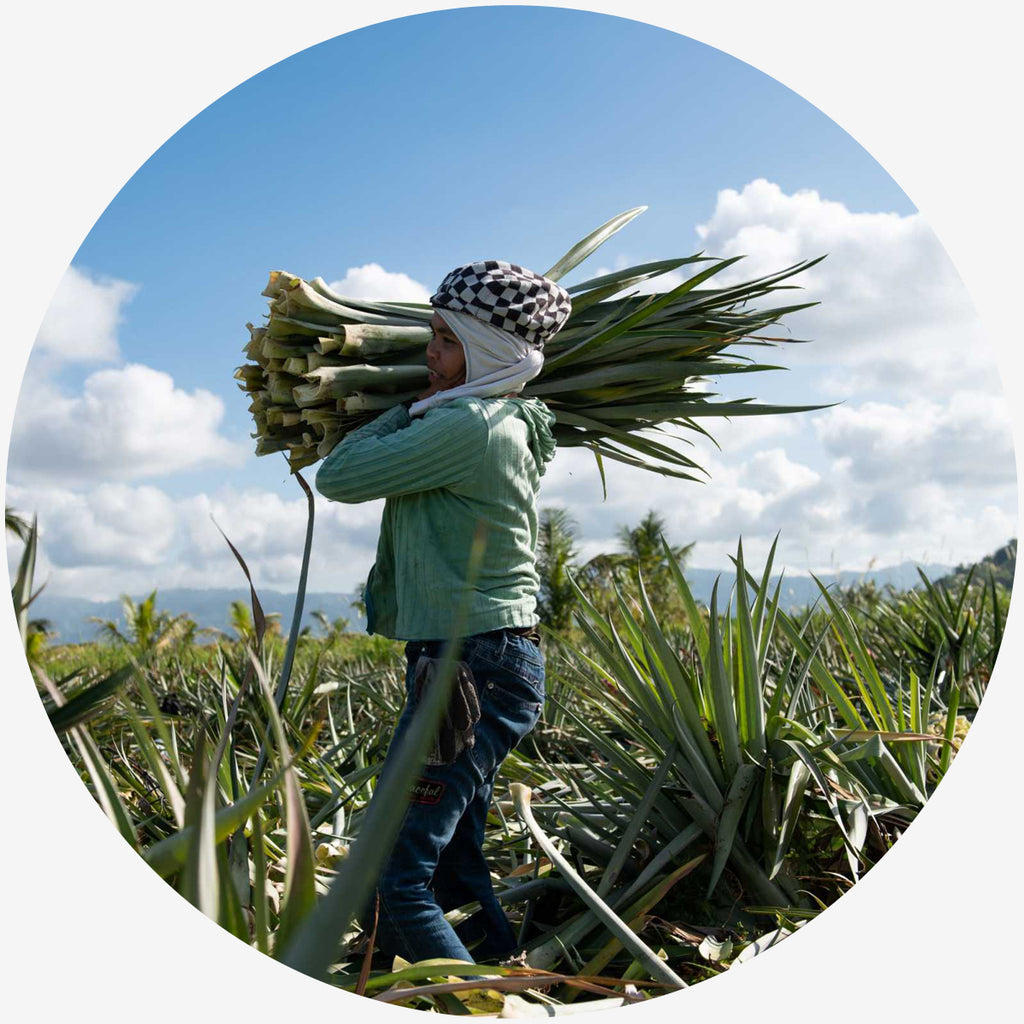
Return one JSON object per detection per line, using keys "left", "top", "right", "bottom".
{"left": 7, "top": 6, "right": 1013, "bottom": 599}
{"left": 69, "top": 7, "right": 911, "bottom": 399}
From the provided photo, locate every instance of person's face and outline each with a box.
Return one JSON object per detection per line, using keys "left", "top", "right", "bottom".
{"left": 427, "top": 312, "right": 467, "bottom": 391}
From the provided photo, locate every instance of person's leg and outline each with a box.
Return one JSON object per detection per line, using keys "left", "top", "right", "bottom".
{"left": 370, "top": 639, "right": 476, "bottom": 962}
{"left": 372, "top": 631, "right": 545, "bottom": 964}
{"left": 354, "top": 644, "right": 422, "bottom": 936}
{"left": 431, "top": 769, "right": 518, "bottom": 960}
{"left": 431, "top": 630, "right": 546, "bottom": 961}
{"left": 374, "top": 757, "right": 485, "bottom": 963}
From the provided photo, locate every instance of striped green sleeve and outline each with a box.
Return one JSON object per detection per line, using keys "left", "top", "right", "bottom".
{"left": 314, "top": 399, "right": 490, "bottom": 503}
{"left": 335, "top": 401, "right": 410, "bottom": 442}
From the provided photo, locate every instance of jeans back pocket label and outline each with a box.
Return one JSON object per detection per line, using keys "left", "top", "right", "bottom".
{"left": 409, "top": 778, "right": 446, "bottom": 805}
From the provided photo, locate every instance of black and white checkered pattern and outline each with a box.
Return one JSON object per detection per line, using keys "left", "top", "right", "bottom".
{"left": 430, "top": 260, "right": 572, "bottom": 348}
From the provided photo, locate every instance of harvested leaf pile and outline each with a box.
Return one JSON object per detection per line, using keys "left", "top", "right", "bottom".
{"left": 235, "top": 208, "right": 824, "bottom": 477}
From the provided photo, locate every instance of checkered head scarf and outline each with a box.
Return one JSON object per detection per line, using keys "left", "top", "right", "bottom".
{"left": 429, "top": 260, "right": 572, "bottom": 349}
{"left": 408, "top": 261, "right": 572, "bottom": 418}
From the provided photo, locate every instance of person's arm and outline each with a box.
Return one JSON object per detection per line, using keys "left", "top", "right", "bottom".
{"left": 338, "top": 401, "right": 412, "bottom": 443}
{"left": 314, "top": 399, "right": 490, "bottom": 503}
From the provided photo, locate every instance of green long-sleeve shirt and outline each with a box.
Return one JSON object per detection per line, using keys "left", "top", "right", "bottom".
{"left": 314, "top": 396, "right": 557, "bottom": 640}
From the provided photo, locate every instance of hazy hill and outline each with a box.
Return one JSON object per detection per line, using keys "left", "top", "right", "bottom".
{"left": 32, "top": 589, "right": 365, "bottom": 645}
{"left": 932, "top": 538, "right": 1016, "bottom": 591}
{"left": 31, "top": 559, "right": 955, "bottom": 645}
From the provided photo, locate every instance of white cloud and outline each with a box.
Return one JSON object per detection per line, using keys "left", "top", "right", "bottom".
{"left": 7, "top": 388, "right": 1016, "bottom": 603}
{"left": 692, "top": 178, "right": 998, "bottom": 397}
{"left": 177, "top": 487, "right": 384, "bottom": 568}
{"left": 328, "top": 263, "right": 432, "bottom": 303}
{"left": 10, "top": 262, "right": 246, "bottom": 488}
{"left": 538, "top": 182, "right": 1015, "bottom": 576}
{"left": 34, "top": 265, "right": 138, "bottom": 362}
{"left": 6, "top": 482, "right": 386, "bottom": 600}
{"left": 744, "top": 448, "right": 821, "bottom": 495}
{"left": 6, "top": 204, "right": 1015, "bottom": 604}
{"left": 538, "top": 403, "right": 1016, "bottom": 578}
{"left": 9, "top": 363, "right": 246, "bottom": 484}
{"left": 6, "top": 483, "right": 178, "bottom": 569}
{"left": 815, "top": 391, "right": 1015, "bottom": 487}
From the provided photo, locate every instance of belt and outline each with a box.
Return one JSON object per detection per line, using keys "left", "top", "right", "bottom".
{"left": 505, "top": 624, "right": 542, "bottom": 648}
{"left": 406, "top": 624, "right": 543, "bottom": 654}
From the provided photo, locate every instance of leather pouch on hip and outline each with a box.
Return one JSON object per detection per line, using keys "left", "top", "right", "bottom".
{"left": 413, "top": 655, "right": 482, "bottom": 766}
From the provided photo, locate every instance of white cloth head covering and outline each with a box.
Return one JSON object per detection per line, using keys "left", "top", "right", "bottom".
{"left": 408, "top": 308, "right": 545, "bottom": 418}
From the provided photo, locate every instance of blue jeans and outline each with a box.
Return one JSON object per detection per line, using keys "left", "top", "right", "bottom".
{"left": 372, "top": 627, "right": 545, "bottom": 964}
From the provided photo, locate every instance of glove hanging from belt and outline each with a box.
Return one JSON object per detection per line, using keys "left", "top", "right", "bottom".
{"left": 413, "top": 655, "right": 482, "bottom": 766}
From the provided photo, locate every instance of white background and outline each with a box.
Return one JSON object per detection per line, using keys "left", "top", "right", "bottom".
{"left": 2, "top": 2, "right": 1021, "bottom": 1020}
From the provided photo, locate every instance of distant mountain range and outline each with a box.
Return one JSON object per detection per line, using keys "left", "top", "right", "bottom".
{"left": 684, "top": 559, "right": 955, "bottom": 609}
{"left": 29, "top": 588, "right": 363, "bottom": 644}
{"left": 30, "top": 560, "right": 955, "bottom": 645}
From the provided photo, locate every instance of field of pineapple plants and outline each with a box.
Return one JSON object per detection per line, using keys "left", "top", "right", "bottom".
{"left": 7, "top": 207, "right": 1010, "bottom": 1014}
{"left": 11, "top": 503, "right": 1006, "bottom": 1015}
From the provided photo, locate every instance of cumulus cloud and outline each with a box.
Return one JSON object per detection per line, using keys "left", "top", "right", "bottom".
{"left": 9, "top": 363, "right": 246, "bottom": 484}
{"left": 328, "top": 263, "right": 432, "bottom": 303}
{"left": 10, "top": 262, "right": 246, "bottom": 489}
{"left": 6, "top": 483, "right": 178, "bottom": 569}
{"left": 34, "top": 265, "right": 138, "bottom": 362}
{"left": 178, "top": 487, "right": 384, "bottom": 568}
{"left": 538, "top": 182, "right": 1014, "bottom": 574}
{"left": 174, "top": 488, "right": 385, "bottom": 595}
{"left": 691, "top": 178, "right": 1000, "bottom": 398}
{"left": 537, "top": 410, "right": 1016, "bottom": 578}
{"left": 815, "top": 391, "right": 1016, "bottom": 488}
{"left": 743, "top": 448, "right": 821, "bottom": 494}
{"left": 6, "top": 211, "right": 1015, "bottom": 602}
{"left": 6, "top": 483, "right": 387, "bottom": 599}
{"left": 7, "top": 398, "right": 1016, "bottom": 602}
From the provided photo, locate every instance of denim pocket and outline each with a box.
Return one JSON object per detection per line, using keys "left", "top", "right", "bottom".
{"left": 503, "top": 635, "right": 545, "bottom": 676}
{"left": 464, "top": 633, "right": 503, "bottom": 668}
{"left": 479, "top": 670, "right": 545, "bottom": 714}
{"left": 467, "top": 656, "right": 544, "bottom": 777}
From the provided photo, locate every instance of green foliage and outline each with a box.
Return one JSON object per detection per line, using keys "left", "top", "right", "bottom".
{"left": 88, "top": 590, "right": 198, "bottom": 655}
{"left": 535, "top": 507, "right": 695, "bottom": 643}
{"left": 5, "top": 504, "right": 31, "bottom": 542}
{"left": 10, "top": 512, "right": 40, "bottom": 650}
{"left": 934, "top": 537, "right": 1015, "bottom": 592}
{"left": 309, "top": 609, "right": 350, "bottom": 647}
{"left": 247, "top": 208, "right": 831, "bottom": 479}
{"left": 23, "top": 524, "right": 1005, "bottom": 1008}
{"left": 535, "top": 507, "right": 583, "bottom": 633}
